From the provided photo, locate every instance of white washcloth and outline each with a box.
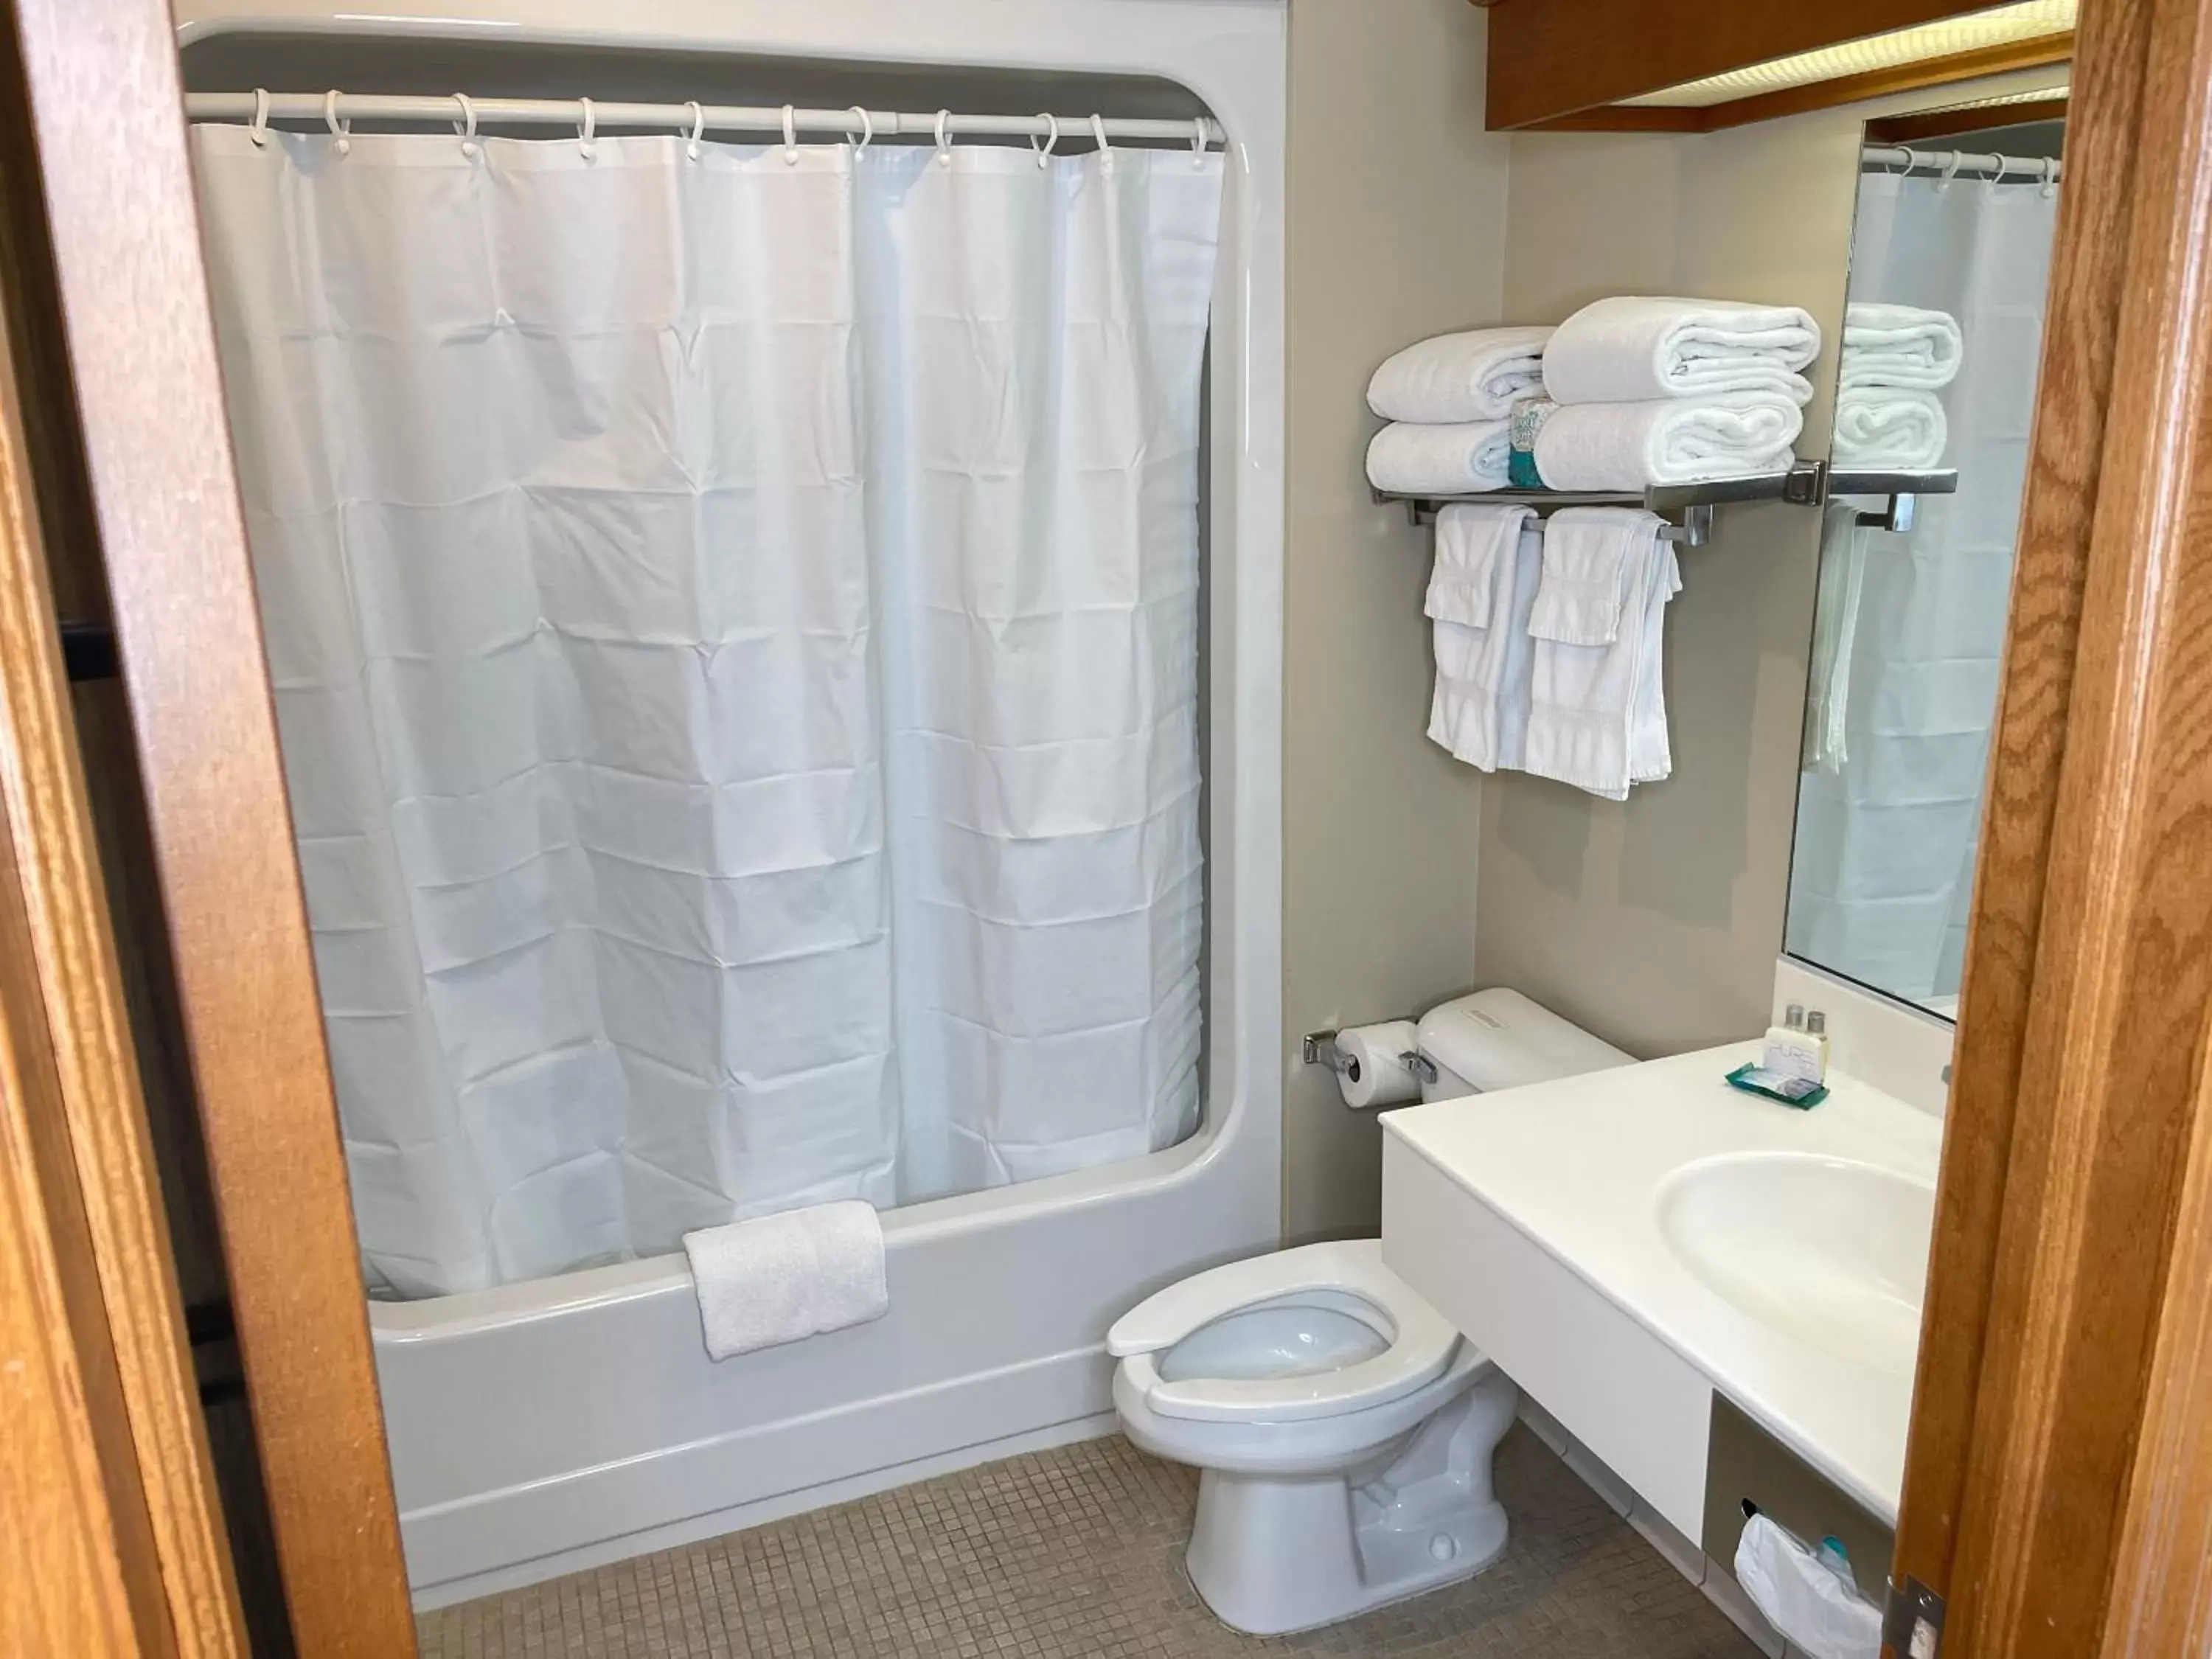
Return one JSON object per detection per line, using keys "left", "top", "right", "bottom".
{"left": 683, "top": 1200, "right": 888, "bottom": 1361}
{"left": 1429, "top": 517, "right": 1543, "bottom": 773}
{"left": 1368, "top": 325, "right": 1555, "bottom": 425}
{"left": 1532, "top": 394, "right": 1802, "bottom": 491}
{"left": 1542, "top": 296, "right": 1820, "bottom": 406}
{"left": 1520, "top": 509, "right": 1680, "bottom": 799}
{"left": 1803, "top": 504, "right": 1868, "bottom": 775}
{"left": 1366, "top": 420, "right": 1511, "bottom": 494}
{"left": 1840, "top": 302, "right": 1963, "bottom": 391}
{"left": 1526, "top": 506, "right": 1652, "bottom": 647}
{"left": 1426, "top": 501, "right": 1532, "bottom": 630}
{"left": 1832, "top": 386, "right": 1948, "bottom": 470}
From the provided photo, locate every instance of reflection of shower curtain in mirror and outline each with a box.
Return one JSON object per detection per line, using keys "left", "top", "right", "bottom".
{"left": 1790, "top": 170, "right": 2059, "bottom": 1005}
{"left": 192, "top": 128, "right": 1220, "bottom": 1296}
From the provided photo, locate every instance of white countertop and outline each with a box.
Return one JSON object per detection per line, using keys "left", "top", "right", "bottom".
{"left": 1382, "top": 1043, "right": 1942, "bottom": 1523}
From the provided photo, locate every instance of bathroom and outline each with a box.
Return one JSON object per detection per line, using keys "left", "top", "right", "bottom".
{"left": 3, "top": 1, "right": 2202, "bottom": 1658}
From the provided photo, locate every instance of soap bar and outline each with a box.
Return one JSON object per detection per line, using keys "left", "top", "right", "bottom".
{"left": 1725, "top": 1061, "right": 1828, "bottom": 1109}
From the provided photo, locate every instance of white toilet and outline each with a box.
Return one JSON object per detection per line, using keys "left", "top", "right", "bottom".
{"left": 1109, "top": 990, "right": 1630, "bottom": 1635}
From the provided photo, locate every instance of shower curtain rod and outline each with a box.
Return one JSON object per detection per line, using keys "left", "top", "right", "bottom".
{"left": 184, "top": 91, "right": 1225, "bottom": 148}
{"left": 1861, "top": 143, "right": 2063, "bottom": 183}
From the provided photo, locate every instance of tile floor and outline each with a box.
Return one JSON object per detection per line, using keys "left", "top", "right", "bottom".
{"left": 418, "top": 1426, "right": 1760, "bottom": 1658}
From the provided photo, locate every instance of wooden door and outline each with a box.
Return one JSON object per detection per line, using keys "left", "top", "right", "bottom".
{"left": 1886, "top": 0, "right": 2212, "bottom": 1653}
{"left": 1, "top": 0, "right": 417, "bottom": 1652}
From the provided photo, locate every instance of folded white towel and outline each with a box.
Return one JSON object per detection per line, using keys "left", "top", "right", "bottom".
{"left": 1429, "top": 515, "right": 1543, "bottom": 773}
{"left": 1367, "top": 420, "right": 1511, "bottom": 494}
{"left": 1368, "top": 325, "right": 1555, "bottom": 425}
{"left": 683, "top": 1200, "right": 888, "bottom": 1361}
{"left": 1426, "top": 501, "right": 1532, "bottom": 631}
{"left": 1527, "top": 506, "right": 1652, "bottom": 647}
{"left": 1533, "top": 394, "right": 1802, "bottom": 492}
{"left": 1832, "top": 386, "right": 1947, "bottom": 470}
{"left": 1840, "top": 302, "right": 1963, "bottom": 391}
{"left": 1543, "top": 296, "right": 1820, "bottom": 406}
{"left": 1803, "top": 504, "right": 1868, "bottom": 776}
{"left": 1520, "top": 510, "right": 1681, "bottom": 800}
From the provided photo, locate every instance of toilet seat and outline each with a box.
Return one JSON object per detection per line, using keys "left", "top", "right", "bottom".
{"left": 1107, "top": 1240, "right": 1461, "bottom": 1424}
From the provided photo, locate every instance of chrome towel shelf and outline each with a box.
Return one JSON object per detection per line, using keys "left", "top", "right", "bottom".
{"left": 1372, "top": 462, "right": 1959, "bottom": 545}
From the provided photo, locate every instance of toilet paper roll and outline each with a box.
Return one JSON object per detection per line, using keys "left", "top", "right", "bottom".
{"left": 1334, "top": 1020, "right": 1423, "bottom": 1110}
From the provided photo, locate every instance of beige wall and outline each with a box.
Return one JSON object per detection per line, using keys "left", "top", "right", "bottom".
{"left": 1478, "top": 72, "right": 2068, "bottom": 1057}
{"left": 1280, "top": 0, "right": 1509, "bottom": 1243}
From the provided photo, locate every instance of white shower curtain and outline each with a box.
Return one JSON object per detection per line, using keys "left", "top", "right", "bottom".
{"left": 192, "top": 125, "right": 1222, "bottom": 1297}
{"left": 1788, "top": 168, "right": 2059, "bottom": 1005}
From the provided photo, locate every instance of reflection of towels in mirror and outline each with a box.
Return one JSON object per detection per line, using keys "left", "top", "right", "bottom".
{"left": 1803, "top": 505, "right": 1869, "bottom": 775}
{"left": 1840, "top": 302, "right": 1963, "bottom": 390}
{"left": 1832, "top": 387, "right": 1948, "bottom": 470}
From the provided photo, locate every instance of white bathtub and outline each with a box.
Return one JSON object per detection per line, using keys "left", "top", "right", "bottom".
{"left": 175, "top": 0, "right": 1290, "bottom": 1608}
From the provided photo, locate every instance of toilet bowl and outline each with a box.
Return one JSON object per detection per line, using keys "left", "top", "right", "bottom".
{"left": 1109, "top": 1239, "right": 1517, "bottom": 1635}
{"left": 1110, "top": 989, "right": 1633, "bottom": 1635}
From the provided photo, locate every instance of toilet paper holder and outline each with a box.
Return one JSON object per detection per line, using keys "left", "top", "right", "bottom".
{"left": 1301, "top": 1030, "right": 1438, "bottom": 1086}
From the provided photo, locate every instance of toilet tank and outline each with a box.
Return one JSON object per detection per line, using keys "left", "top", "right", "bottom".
{"left": 1415, "top": 989, "right": 1634, "bottom": 1101}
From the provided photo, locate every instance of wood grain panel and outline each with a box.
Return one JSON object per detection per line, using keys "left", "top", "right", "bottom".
{"left": 1890, "top": 0, "right": 2212, "bottom": 1652}
{"left": 5, "top": 1, "right": 417, "bottom": 1652}
{"left": 0, "top": 800, "right": 151, "bottom": 1658}
{"left": 1885, "top": 0, "right": 2149, "bottom": 1630}
{"left": 1866, "top": 95, "right": 2073, "bottom": 145}
{"left": 0, "top": 67, "right": 245, "bottom": 1659}
{"left": 1484, "top": 0, "right": 2028, "bottom": 128}
{"left": 2096, "top": 1012, "right": 2212, "bottom": 1655}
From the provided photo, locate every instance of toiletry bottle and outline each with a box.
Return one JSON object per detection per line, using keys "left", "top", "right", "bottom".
{"left": 1762, "top": 1004, "right": 1808, "bottom": 1078}
{"left": 1802, "top": 1009, "right": 1831, "bottom": 1085}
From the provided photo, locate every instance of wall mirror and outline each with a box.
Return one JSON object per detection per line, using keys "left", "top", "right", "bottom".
{"left": 1784, "top": 97, "right": 2067, "bottom": 1019}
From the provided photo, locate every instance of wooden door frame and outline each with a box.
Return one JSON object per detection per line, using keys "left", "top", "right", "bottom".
{"left": 3, "top": 0, "right": 416, "bottom": 1652}
{"left": 1890, "top": 0, "right": 2212, "bottom": 1652}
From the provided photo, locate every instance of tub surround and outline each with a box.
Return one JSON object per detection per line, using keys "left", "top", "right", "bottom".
{"left": 1380, "top": 1048, "right": 1939, "bottom": 1538}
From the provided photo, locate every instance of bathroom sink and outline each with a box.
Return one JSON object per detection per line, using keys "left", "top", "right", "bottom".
{"left": 1655, "top": 1153, "right": 1935, "bottom": 1374}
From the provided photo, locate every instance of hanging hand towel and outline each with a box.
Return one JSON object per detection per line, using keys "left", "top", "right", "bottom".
{"left": 1526, "top": 505, "right": 1654, "bottom": 646}
{"left": 1541, "top": 295, "right": 1820, "bottom": 406}
{"left": 1367, "top": 419, "right": 1512, "bottom": 494}
{"left": 1427, "top": 501, "right": 1534, "bottom": 630}
{"left": 1368, "top": 324, "right": 1555, "bottom": 424}
{"left": 1429, "top": 512, "right": 1543, "bottom": 773}
{"left": 683, "top": 1200, "right": 889, "bottom": 1361}
{"left": 1532, "top": 394, "right": 1803, "bottom": 492}
{"left": 1519, "top": 509, "right": 1679, "bottom": 799}
{"left": 1803, "top": 504, "right": 1868, "bottom": 774}
{"left": 1831, "top": 386, "right": 1948, "bottom": 470}
{"left": 1839, "top": 302, "right": 1963, "bottom": 391}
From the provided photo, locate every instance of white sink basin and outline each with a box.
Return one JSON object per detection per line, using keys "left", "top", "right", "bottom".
{"left": 1655, "top": 1153, "right": 1935, "bottom": 1375}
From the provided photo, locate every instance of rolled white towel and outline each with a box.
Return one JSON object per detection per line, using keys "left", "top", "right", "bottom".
{"left": 1532, "top": 394, "right": 1803, "bottom": 492}
{"left": 1543, "top": 295, "right": 1820, "bottom": 406}
{"left": 1840, "top": 302, "right": 1963, "bottom": 391}
{"left": 1368, "top": 324, "right": 1555, "bottom": 424}
{"left": 683, "top": 1200, "right": 888, "bottom": 1361}
{"left": 1367, "top": 420, "right": 1511, "bottom": 494}
{"left": 1832, "top": 387, "right": 1948, "bottom": 470}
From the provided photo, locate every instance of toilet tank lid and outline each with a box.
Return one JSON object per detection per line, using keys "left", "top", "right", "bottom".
{"left": 1417, "top": 989, "right": 1634, "bottom": 1094}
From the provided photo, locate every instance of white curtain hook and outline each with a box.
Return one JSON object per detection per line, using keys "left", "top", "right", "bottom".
{"left": 2041, "top": 156, "right": 2059, "bottom": 197}
{"left": 1985, "top": 155, "right": 2014, "bottom": 197}
{"left": 782, "top": 104, "right": 799, "bottom": 165}
{"left": 452, "top": 92, "right": 479, "bottom": 159}
{"left": 577, "top": 97, "right": 597, "bottom": 161}
{"left": 1893, "top": 145, "right": 1918, "bottom": 178}
{"left": 1192, "top": 116, "right": 1208, "bottom": 166}
{"left": 323, "top": 88, "right": 351, "bottom": 156}
{"left": 848, "top": 105, "right": 873, "bottom": 150}
{"left": 247, "top": 87, "right": 270, "bottom": 147}
{"left": 1937, "top": 150, "right": 1964, "bottom": 192}
{"left": 934, "top": 108, "right": 954, "bottom": 167}
{"left": 1091, "top": 113, "right": 1113, "bottom": 173}
{"left": 1030, "top": 112, "right": 1059, "bottom": 169}
{"left": 685, "top": 100, "right": 704, "bottom": 161}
